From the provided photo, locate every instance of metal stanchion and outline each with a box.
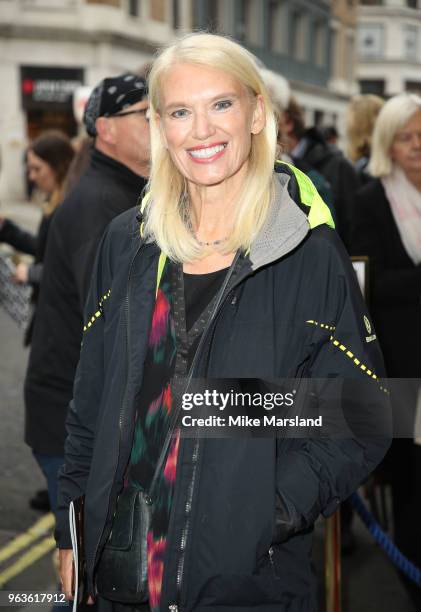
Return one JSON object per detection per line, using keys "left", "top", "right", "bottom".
{"left": 325, "top": 510, "right": 341, "bottom": 612}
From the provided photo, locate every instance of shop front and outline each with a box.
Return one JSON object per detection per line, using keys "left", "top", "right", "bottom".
{"left": 20, "top": 66, "right": 84, "bottom": 141}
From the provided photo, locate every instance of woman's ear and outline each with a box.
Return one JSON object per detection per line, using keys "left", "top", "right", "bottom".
{"left": 251, "top": 95, "right": 266, "bottom": 135}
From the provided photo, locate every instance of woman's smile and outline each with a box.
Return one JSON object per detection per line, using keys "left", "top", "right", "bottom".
{"left": 187, "top": 142, "right": 228, "bottom": 163}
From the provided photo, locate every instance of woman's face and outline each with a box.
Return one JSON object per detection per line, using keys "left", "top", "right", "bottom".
{"left": 157, "top": 63, "right": 265, "bottom": 189}
{"left": 27, "top": 150, "right": 58, "bottom": 195}
{"left": 390, "top": 110, "right": 421, "bottom": 176}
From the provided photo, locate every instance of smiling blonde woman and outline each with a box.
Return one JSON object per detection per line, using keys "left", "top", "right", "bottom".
{"left": 57, "top": 33, "right": 389, "bottom": 612}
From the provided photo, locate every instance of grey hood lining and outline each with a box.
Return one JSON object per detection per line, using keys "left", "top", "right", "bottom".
{"left": 249, "top": 172, "right": 310, "bottom": 271}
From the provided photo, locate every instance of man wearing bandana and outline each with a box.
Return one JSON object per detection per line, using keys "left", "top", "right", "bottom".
{"left": 24, "top": 73, "right": 150, "bottom": 519}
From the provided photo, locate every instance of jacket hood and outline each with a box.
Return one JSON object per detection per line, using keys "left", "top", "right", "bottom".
{"left": 248, "top": 172, "right": 309, "bottom": 271}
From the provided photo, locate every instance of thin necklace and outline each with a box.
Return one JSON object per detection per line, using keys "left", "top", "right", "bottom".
{"left": 182, "top": 194, "right": 230, "bottom": 247}
{"left": 196, "top": 236, "right": 228, "bottom": 247}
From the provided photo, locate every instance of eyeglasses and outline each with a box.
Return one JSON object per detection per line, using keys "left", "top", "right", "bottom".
{"left": 112, "top": 108, "right": 150, "bottom": 122}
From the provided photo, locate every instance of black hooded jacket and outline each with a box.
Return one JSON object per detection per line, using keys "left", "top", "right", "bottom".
{"left": 24, "top": 148, "right": 147, "bottom": 455}
{"left": 56, "top": 164, "right": 390, "bottom": 611}
{"left": 293, "top": 128, "right": 360, "bottom": 250}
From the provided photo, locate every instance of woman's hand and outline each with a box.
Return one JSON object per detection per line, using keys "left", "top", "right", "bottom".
{"left": 59, "top": 549, "right": 95, "bottom": 605}
{"left": 12, "top": 262, "right": 29, "bottom": 284}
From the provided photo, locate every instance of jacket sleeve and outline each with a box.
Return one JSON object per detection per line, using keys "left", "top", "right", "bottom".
{"left": 27, "top": 262, "right": 43, "bottom": 285}
{"left": 0, "top": 219, "right": 38, "bottom": 255}
{"left": 274, "top": 230, "right": 391, "bottom": 541}
{"left": 72, "top": 234, "right": 107, "bottom": 312}
{"left": 351, "top": 183, "right": 421, "bottom": 303}
{"left": 55, "top": 229, "right": 110, "bottom": 549}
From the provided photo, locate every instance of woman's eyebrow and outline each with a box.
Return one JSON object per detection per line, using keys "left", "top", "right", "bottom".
{"left": 164, "top": 92, "right": 239, "bottom": 112}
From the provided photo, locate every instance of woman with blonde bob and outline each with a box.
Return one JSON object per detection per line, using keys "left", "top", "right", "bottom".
{"left": 345, "top": 94, "right": 384, "bottom": 178}
{"left": 57, "top": 33, "right": 388, "bottom": 612}
{"left": 352, "top": 93, "right": 421, "bottom": 609}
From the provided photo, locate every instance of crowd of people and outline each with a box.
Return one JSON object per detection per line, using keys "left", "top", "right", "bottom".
{"left": 0, "top": 31, "right": 420, "bottom": 612}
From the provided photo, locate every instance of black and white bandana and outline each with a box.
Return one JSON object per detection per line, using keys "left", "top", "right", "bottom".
{"left": 83, "top": 73, "right": 148, "bottom": 136}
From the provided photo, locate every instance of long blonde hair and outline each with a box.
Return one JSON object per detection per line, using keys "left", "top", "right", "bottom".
{"left": 144, "top": 32, "right": 278, "bottom": 262}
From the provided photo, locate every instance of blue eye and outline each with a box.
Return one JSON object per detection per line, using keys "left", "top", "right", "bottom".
{"left": 214, "top": 100, "right": 233, "bottom": 111}
{"left": 171, "top": 108, "right": 189, "bottom": 119}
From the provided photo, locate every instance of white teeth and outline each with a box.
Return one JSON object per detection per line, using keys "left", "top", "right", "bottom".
{"left": 189, "top": 144, "right": 226, "bottom": 159}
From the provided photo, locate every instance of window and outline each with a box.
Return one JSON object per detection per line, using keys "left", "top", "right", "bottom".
{"left": 150, "top": 0, "right": 166, "bottom": 22}
{"left": 346, "top": 35, "right": 355, "bottom": 82}
{"left": 404, "top": 25, "right": 418, "bottom": 60}
{"left": 291, "top": 11, "right": 307, "bottom": 61}
{"left": 215, "top": 0, "right": 231, "bottom": 35}
{"left": 314, "top": 110, "right": 324, "bottom": 126}
{"left": 314, "top": 22, "right": 326, "bottom": 67}
{"left": 172, "top": 0, "right": 180, "bottom": 29}
{"left": 128, "top": 0, "right": 139, "bottom": 17}
{"left": 359, "top": 0, "right": 383, "bottom": 5}
{"left": 359, "top": 79, "right": 385, "bottom": 96}
{"left": 406, "top": 80, "right": 421, "bottom": 94}
{"left": 268, "top": 0, "right": 286, "bottom": 54}
{"left": 407, "top": 0, "right": 417, "bottom": 8}
{"left": 208, "top": 1, "right": 218, "bottom": 31}
{"left": 238, "top": 0, "right": 261, "bottom": 45}
{"left": 358, "top": 24, "right": 384, "bottom": 58}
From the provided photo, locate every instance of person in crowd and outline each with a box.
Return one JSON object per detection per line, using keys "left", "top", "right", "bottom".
{"left": 260, "top": 70, "right": 334, "bottom": 216}
{"left": 283, "top": 97, "right": 360, "bottom": 250}
{"left": 320, "top": 125, "right": 339, "bottom": 147}
{"left": 23, "top": 72, "right": 150, "bottom": 523}
{"left": 0, "top": 131, "right": 75, "bottom": 320}
{"left": 0, "top": 131, "right": 74, "bottom": 512}
{"left": 56, "top": 33, "right": 389, "bottom": 612}
{"left": 346, "top": 94, "right": 384, "bottom": 184}
{"left": 352, "top": 93, "right": 421, "bottom": 610}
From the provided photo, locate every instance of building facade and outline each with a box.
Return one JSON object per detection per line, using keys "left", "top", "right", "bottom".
{"left": 194, "top": 0, "right": 359, "bottom": 132}
{"left": 0, "top": 0, "right": 191, "bottom": 199}
{"left": 357, "top": 0, "right": 421, "bottom": 97}
{"left": 0, "top": 0, "right": 359, "bottom": 200}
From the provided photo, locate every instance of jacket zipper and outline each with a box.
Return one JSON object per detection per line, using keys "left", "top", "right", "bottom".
{"left": 268, "top": 547, "right": 279, "bottom": 578}
{"left": 174, "top": 439, "right": 199, "bottom": 599}
{"left": 90, "top": 243, "right": 144, "bottom": 582}
{"left": 169, "top": 255, "right": 246, "bottom": 610}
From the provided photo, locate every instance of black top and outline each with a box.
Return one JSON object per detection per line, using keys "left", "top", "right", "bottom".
{"left": 184, "top": 267, "right": 228, "bottom": 332}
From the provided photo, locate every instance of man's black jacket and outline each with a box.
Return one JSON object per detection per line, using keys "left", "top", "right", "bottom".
{"left": 24, "top": 149, "right": 147, "bottom": 455}
{"left": 56, "top": 165, "right": 390, "bottom": 611}
{"left": 293, "top": 128, "right": 360, "bottom": 250}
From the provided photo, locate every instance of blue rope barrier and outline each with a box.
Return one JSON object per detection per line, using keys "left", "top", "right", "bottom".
{"left": 350, "top": 492, "right": 421, "bottom": 587}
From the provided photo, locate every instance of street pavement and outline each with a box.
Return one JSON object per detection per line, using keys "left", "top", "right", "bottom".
{"left": 0, "top": 201, "right": 418, "bottom": 612}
